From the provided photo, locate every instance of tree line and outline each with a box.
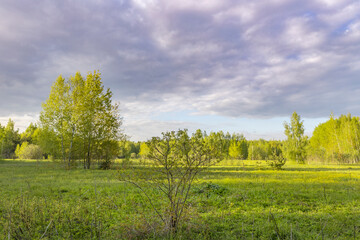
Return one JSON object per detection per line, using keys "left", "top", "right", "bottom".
{"left": 103, "top": 112, "right": 360, "bottom": 165}
{"left": 2, "top": 111, "right": 360, "bottom": 166}
{"left": 308, "top": 113, "right": 360, "bottom": 163}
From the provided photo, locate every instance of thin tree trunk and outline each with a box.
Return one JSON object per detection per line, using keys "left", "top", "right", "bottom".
{"left": 68, "top": 126, "right": 75, "bottom": 168}
{"left": 61, "top": 133, "right": 66, "bottom": 168}
{"left": 86, "top": 134, "right": 91, "bottom": 169}
{"left": 83, "top": 140, "right": 87, "bottom": 169}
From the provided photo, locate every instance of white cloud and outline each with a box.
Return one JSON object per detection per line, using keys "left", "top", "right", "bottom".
{"left": 213, "top": 3, "right": 257, "bottom": 24}
{"left": 163, "top": 0, "right": 224, "bottom": 12}
{"left": 0, "top": 114, "right": 39, "bottom": 132}
{"left": 1, "top": 0, "right": 360, "bottom": 140}
{"left": 316, "top": 0, "right": 352, "bottom": 9}
{"left": 344, "top": 20, "right": 360, "bottom": 41}
{"left": 318, "top": 2, "right": 360, "bottom": 26}
{"left": 283, "top": 17, "right": 325, "bottom": 49}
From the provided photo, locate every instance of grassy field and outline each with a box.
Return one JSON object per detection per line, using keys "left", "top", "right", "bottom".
{"left": 1, "top": 159, "right": 360, "bottom": 239}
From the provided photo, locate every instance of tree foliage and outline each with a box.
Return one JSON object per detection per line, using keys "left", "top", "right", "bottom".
{"left": 40, "top": 71, "right": 122, "bottom": 168}
{"left": 1, "top": 119, "right": 20, "bottom": 159}
{"left": 309, "top": 114, "right": 360, "bottom": 163}
{"left": 139, "top": 142, "right": 150, "bottom": 159}
{"left": 15, "top": 142, "right": 43, "bottom": 159}
{"left": 228, "top": 134, "right": 248, "bottom": 159}
{"left": 284, "top": 112, "right": 307, "bottom": 163}
{"left": 20, "top": 123, "right": 38, "bottom": 144}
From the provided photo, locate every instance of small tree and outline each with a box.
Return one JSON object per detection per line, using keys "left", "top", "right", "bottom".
{"left": 119, "top": 129, "right": 224, "bottom": 233}
{"left": 266, "top": 146, "right": 286, "bottom": 170}
{"left": 229, "top": 138, "right": 248, "bottom": 159}
{"left": 139, "top": 142, "right": 150, "bottom": 159}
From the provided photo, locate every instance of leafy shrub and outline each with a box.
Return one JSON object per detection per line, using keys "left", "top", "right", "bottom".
{"left": 15, "top": 142, "right": 43, "bottom": 159}
{"left": 267, "top": 154, "right": 286, "bottom": 170}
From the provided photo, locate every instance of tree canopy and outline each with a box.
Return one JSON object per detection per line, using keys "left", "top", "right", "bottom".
{"left": 284, "top": 112, "right": 307, "bottom": 163}
{"left": 40, "top": 71, "right": 122, "bottom": 168}
{"left": 309, "top": 114, "right": 360, "bottom": 163}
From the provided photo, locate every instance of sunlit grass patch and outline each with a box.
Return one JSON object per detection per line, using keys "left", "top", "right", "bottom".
{"left": 1, "top": 159, "right": 360, "bottom": 239}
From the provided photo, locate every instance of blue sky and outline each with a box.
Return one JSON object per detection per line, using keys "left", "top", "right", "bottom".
{"left": 0, "top": 0, "right": 359, "bottom": 141}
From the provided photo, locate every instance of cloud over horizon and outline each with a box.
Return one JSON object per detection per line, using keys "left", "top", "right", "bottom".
{"left": 0, "top": 0, "right": 359, "bottom": 139}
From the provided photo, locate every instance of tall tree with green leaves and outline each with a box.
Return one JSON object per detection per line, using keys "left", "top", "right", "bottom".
{"left": 309, "top": 114, "right": 360, "bottom": 162}
{"left": 66, "top": 72, "right": 85, "bottom": 164}
{"left": 76, "top": 71, "right": 122, "bottom": 169}
{"left": 40, "top": 75, "right": 70, "bottom": 165}
{"left": 229, "top": 137, "right": 248, "bottom": 159}
{"left": 283, "top": 112, "right": 307, "bottom": 163}
{"left": 1, "top": 119, "right": 20, "bottom": 159}
{"left": 139, "top": 142, "right": 150, "bottom": 159}
{"left": 20, "top": 123, "right": 38, "bottom": 144}
{"left": 40, "top": 71, "right": 122, "bottom": 168}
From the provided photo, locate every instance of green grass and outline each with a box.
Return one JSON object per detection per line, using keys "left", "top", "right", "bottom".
{"left": 1, "top": 159, "right": 360, "bottom": 239}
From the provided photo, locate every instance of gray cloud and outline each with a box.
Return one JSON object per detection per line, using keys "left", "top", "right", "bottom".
{"left": 0, "top": 0, "right": 360, "bottom": 136}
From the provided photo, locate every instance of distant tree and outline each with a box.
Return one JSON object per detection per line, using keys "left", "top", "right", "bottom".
{"left": 266, "top": 140, "right": 283, "bottom": 158}
{"left": 247, "top": 140, "right": 267, "bottom": 160}
{"left": 283, "top": 112, "right": 307, "bottom": 163}
{"left": 20, "top": 123, "right": 38, "bottom": 144}
{"left": 229, "top": 141, "right": 241, "bottom": 159}
{"left": 139, "top": 142, "right": 150, "bottom": 159}
{"left": 2, "top": 119, "right": 20, "bottom": 159}
{"left": 120, "top": 129, "right": 225, "bottom": 233}
{"left": 98, "top": 140, "right": 120, "bottom": 169}
{"left": 119, "top": 141, "right": 133, "bottom": 160}
{"left": 229, "top": 136, "right": 248, "bottom": 159}
{"left": 15, "top": 141, "right": 27, "bottom": 158}
{"left": 36, "top": 126, "right": 62, "bottom": 159}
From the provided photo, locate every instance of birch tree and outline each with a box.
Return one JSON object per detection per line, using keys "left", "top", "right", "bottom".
{"left": 40, "top": 75, "right": 70, "bottom": 165}
{"left": 40, "top": 71, "right": 122, "bottom": 168}
{"left": 283, "top": 111, "right": 307, "bottom": 163}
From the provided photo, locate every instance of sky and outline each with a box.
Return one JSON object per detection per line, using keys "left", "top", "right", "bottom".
{"left": 0, "top": 0, "right": 359, "bottom": 141}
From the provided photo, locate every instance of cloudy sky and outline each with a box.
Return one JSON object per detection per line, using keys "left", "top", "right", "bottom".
{"left": 1, "top": 0, "right": 359, "bottom": 141}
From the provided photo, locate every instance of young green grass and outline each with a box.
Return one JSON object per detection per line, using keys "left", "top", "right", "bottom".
{"left": 1, "top": 159, "right": 360, "bottom": 239}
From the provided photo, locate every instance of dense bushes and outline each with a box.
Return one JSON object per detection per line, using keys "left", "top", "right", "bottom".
{"left": 15, "top": 142, "right": 43, "bottom": 159}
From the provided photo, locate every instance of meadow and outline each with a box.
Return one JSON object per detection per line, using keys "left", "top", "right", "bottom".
{"left": 1, "top": 159, "right": 360, "bottom": 239}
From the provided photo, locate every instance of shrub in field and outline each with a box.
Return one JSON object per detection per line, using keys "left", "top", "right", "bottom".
{"left": 15, "top": 142, "right": 43, "bottom": 159}
{"left": 267, "top": 154, "right": 286, "bottom": 170}
{"left": 119, "top": 129, "right": 225, "bottom": 234}
{"left": 266, "top": 144, "right": 286, "bottom": 170}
